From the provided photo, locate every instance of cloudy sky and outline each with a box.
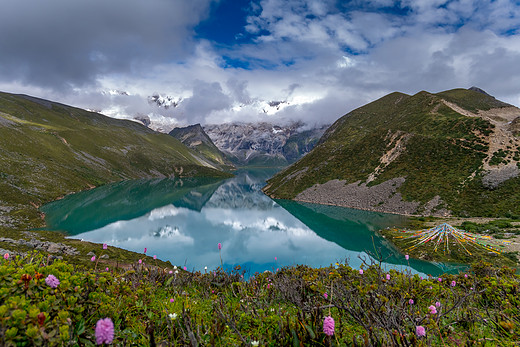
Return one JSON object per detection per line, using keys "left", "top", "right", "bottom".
{"left": 1, "top": 0, "right": 520, "bottom": 130}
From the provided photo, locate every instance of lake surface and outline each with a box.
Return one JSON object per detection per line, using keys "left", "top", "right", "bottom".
{"left": 42, "top": 169, "right": 465, "bottom": 276}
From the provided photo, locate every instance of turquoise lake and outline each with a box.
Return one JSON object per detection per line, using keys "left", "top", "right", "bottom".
{"left": 41, "top": 169, "right": 465, "bottom": 276}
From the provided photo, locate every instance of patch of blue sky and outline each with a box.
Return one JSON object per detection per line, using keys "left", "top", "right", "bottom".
{"left": 195, "top": 0, "right": 254, "bottom": 45}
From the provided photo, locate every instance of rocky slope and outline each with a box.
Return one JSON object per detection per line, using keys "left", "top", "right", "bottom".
{"left": 264, "top": 88, "right": 520, "bottom": 217}
{"left": 204, "top": 122, "right": 328, "bottom": 166}
{"left": 0, "top": 92, "right": 230, "bottom": 230}
{"left": 169, "top": 124, "right": 234, "bottom": 170}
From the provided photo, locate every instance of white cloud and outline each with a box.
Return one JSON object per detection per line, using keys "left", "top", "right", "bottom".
{"left": 1, "top": 0, "right": 519, "bottom": 129}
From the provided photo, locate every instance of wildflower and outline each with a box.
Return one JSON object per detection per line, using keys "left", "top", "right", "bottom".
{"left": 169, "top": 313, "right": 178, "bottom": 320}
{"left": 3, "top": 253, "right": 9, "bottom": 260}
{"left": 218, "top": 243, "right": 222, "bottom": 250}
{"left": 37, "top": 312, "right": 45, "bottom": 326}
{"left": 103, "top": 243, "right": 107, "bottom": 250}
{"left": 416, "top": 325, "right": 426, "bottom": 337}
{"left": 409, "top": 299, "right": 414, "bottom": 305}
{"left": 153, "top": 255, "right": 157, "bottom": 260}
{"left": 386, "top": 274, "right": 390, "bottom": 280}
{"left": 169, "top": 270, "right": 173, "bottom": 274}
{"left": 438, "top": 277, "right": 442, "bottom": 282}
{"left": 428, "top": 305, "right": 437, "bottom": 314}
{"left": 204, "top": 266, "right": 207, "bottom": 271}
{"left": 173, "top": 266, "right": 177, "bottom": 270}
{"left": 359, "top": 269, "right": 363, "bottom": 274}
{"left": 323, "top": 316, "right": 335, "bottom": 336}
{"left": 183, "top": 266, "right": 187, "bottom": 271}
{"left": 95, "top": 318, "right": 114, "bottom": 345}
{"left": 251, "top": 341, "right": 259, "bottom": 346}
{"left": 144, "top": 247, "right": 147, "bottom": 253}
{"left": 138, "top": 259, "right": 142, "bottom": 264}
{"left": 170, "top": 298, "right": 174, "bottom": 303}
{"left": 451, "top": 280, "right": 456, "bottom": 287}
{"left": 105, "top": 267, "right": 109, "bottom": 272}
{"left": 435, "top": 301, "right": 441, "bottom": 308}
{"left": 175, "top": 270, "right": 179, "bottom": 274}
{"left": 324, "top": 292, "right": 328, "bottom": 299}
{"left": 91, "top": 256, "right": 96, "bottom": 262}
{"left": 464, "top": 274, "right": 468, "bottom": 278}
{"left": 274, "top": 256, "right": 277, "bottom": 261}
{"left": 405, "top": 254, "right": 409, "bottom": 260}
{"left": 45, "top": 274, "right": 60, "bottom": 288}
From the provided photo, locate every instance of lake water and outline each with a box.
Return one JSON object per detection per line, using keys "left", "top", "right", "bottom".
{"left": 41, "top": 169, "right": 465, "bottom": 276}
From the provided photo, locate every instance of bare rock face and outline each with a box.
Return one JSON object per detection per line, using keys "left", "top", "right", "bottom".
{"left": 0, "top": 237, "right": 79, "bottom": 256}
{"left": 482, "top": 164, "right": 520, "bottom": 189}
{"left": 204, "top": 122, "right": 328, "bottom": 165}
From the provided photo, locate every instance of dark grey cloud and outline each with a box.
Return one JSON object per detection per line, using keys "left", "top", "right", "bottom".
{"left": 0, "top": 0, "right": 215, "bottom": 91}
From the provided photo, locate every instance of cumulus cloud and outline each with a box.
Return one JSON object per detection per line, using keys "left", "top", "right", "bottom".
{"left": 0, "top": 0, "right": 215, "bottom": 90}
{"left": 0, "top": 0, "right": 519, "bottom": 129}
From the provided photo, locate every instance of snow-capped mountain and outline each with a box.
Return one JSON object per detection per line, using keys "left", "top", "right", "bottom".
{"left": 148, "top": 93, "right": 181, "bottom": 109}
{"left": 203, "top": 122, "right": 328, "bottom": 166}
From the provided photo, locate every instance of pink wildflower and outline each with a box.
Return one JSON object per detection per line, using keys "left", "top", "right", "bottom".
{"left": 435, "top": 301, "right": 441, "bottom": 308}
{"left": 144, "top": 247, "right": 147, "bottom": 253}
{"left": 451, "top": 280, "right": 456, "bottom": 287}
{"left": 409, "top": 299, "right": 414, "bottom": 305}
{"left": 4, "top": 253, "right": 9, "bottom": 260}
{"left": 183, "top": 266, "right": 187, "bottom": 271}
{"left": 95, "top": 318, "right": 114, "bottom": 345}
{"left": 324, "top": 292, "right": 328, "bottom": 299}
{"left": 465, "top": 274, "right": 468, "bottom": 278}
{"left": 218, "top": 243, "right": 222, "bottom": 250}
{"left": 91, "top": 256, "right": 96, "bottom": 262}
{"left": 138, "top": 259, "right": 142, "bottom": 264}
{"left": 438, "top": 277, "right": 442, "bottom": 282}
{"left": 274, "top": 256, "right": 277, "bottom": 261}
{"left": 153, "top": 255, "right": 157, "bottom": 260}
{"left": 386, "top": 274, "right": 390, "bottom": 280}
{"left": 428, "top": 305, "right": 437, "bottom": 314}
{"left": 169, "top": 270, "right": 173, "bottom": 274}
{"left": 45, "top": 274, "right": 60, "bottom": 288}
{"left": 405, "top": 254, "right": 409, "bottom": 260}
{"left": 105, "top": 267, "right": 109, "bottom": 272}
{"left": 170, "top": 298, "right": 174, "bottom": 303}
{"left": 103, "top": 243, "right": 107, "bottom": 250}
{"left": 416, "top": 325, "right": 426, "bottom": 337}
{"left": 323, "top": 316, "right": 335, "bottom": 336}
{"left": 359, "top": 269, "right": 363, "bottom": 274}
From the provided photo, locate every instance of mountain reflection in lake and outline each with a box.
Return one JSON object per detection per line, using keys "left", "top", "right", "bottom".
{"left": 42, "top": 169, "right": 465, "bottom": 276}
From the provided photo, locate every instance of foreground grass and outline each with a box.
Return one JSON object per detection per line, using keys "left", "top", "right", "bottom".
{"left": 1, "top": 251, "right": 520, "bottom": 346}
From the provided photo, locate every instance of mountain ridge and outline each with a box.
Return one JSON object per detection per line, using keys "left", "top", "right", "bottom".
{"left": 0, "top": 91, "right": 230, "bottom": 229}
{"left": 264, "top": 88, "right": 520, "bottom": 217}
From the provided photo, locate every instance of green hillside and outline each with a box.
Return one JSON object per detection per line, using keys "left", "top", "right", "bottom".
{"left": 264, "top": 88, "right": 520, "bottom": 217}
{"left": 0, "top": 92, "right": 230, "bottom": 229}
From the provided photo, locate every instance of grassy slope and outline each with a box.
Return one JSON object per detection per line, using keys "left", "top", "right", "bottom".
{"left": 0, "top": 92, "right": 230, "bottom": 229}
{"left": 168, "top": 125, "right": 235, "bottom": 170}
{"left": 265, "top": 89, "right": 520, "bottom": 217}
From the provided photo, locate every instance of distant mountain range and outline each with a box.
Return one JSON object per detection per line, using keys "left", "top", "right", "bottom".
{"left": 203, "top": 122, "right": 328, "bottom": 166}
{"left": 264, "top": 88, "right": 520, "bottom": 217}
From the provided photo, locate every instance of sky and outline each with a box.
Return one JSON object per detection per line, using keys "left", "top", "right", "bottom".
{"left": 1, "top": 0, "right": 520, "bottom": 130}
